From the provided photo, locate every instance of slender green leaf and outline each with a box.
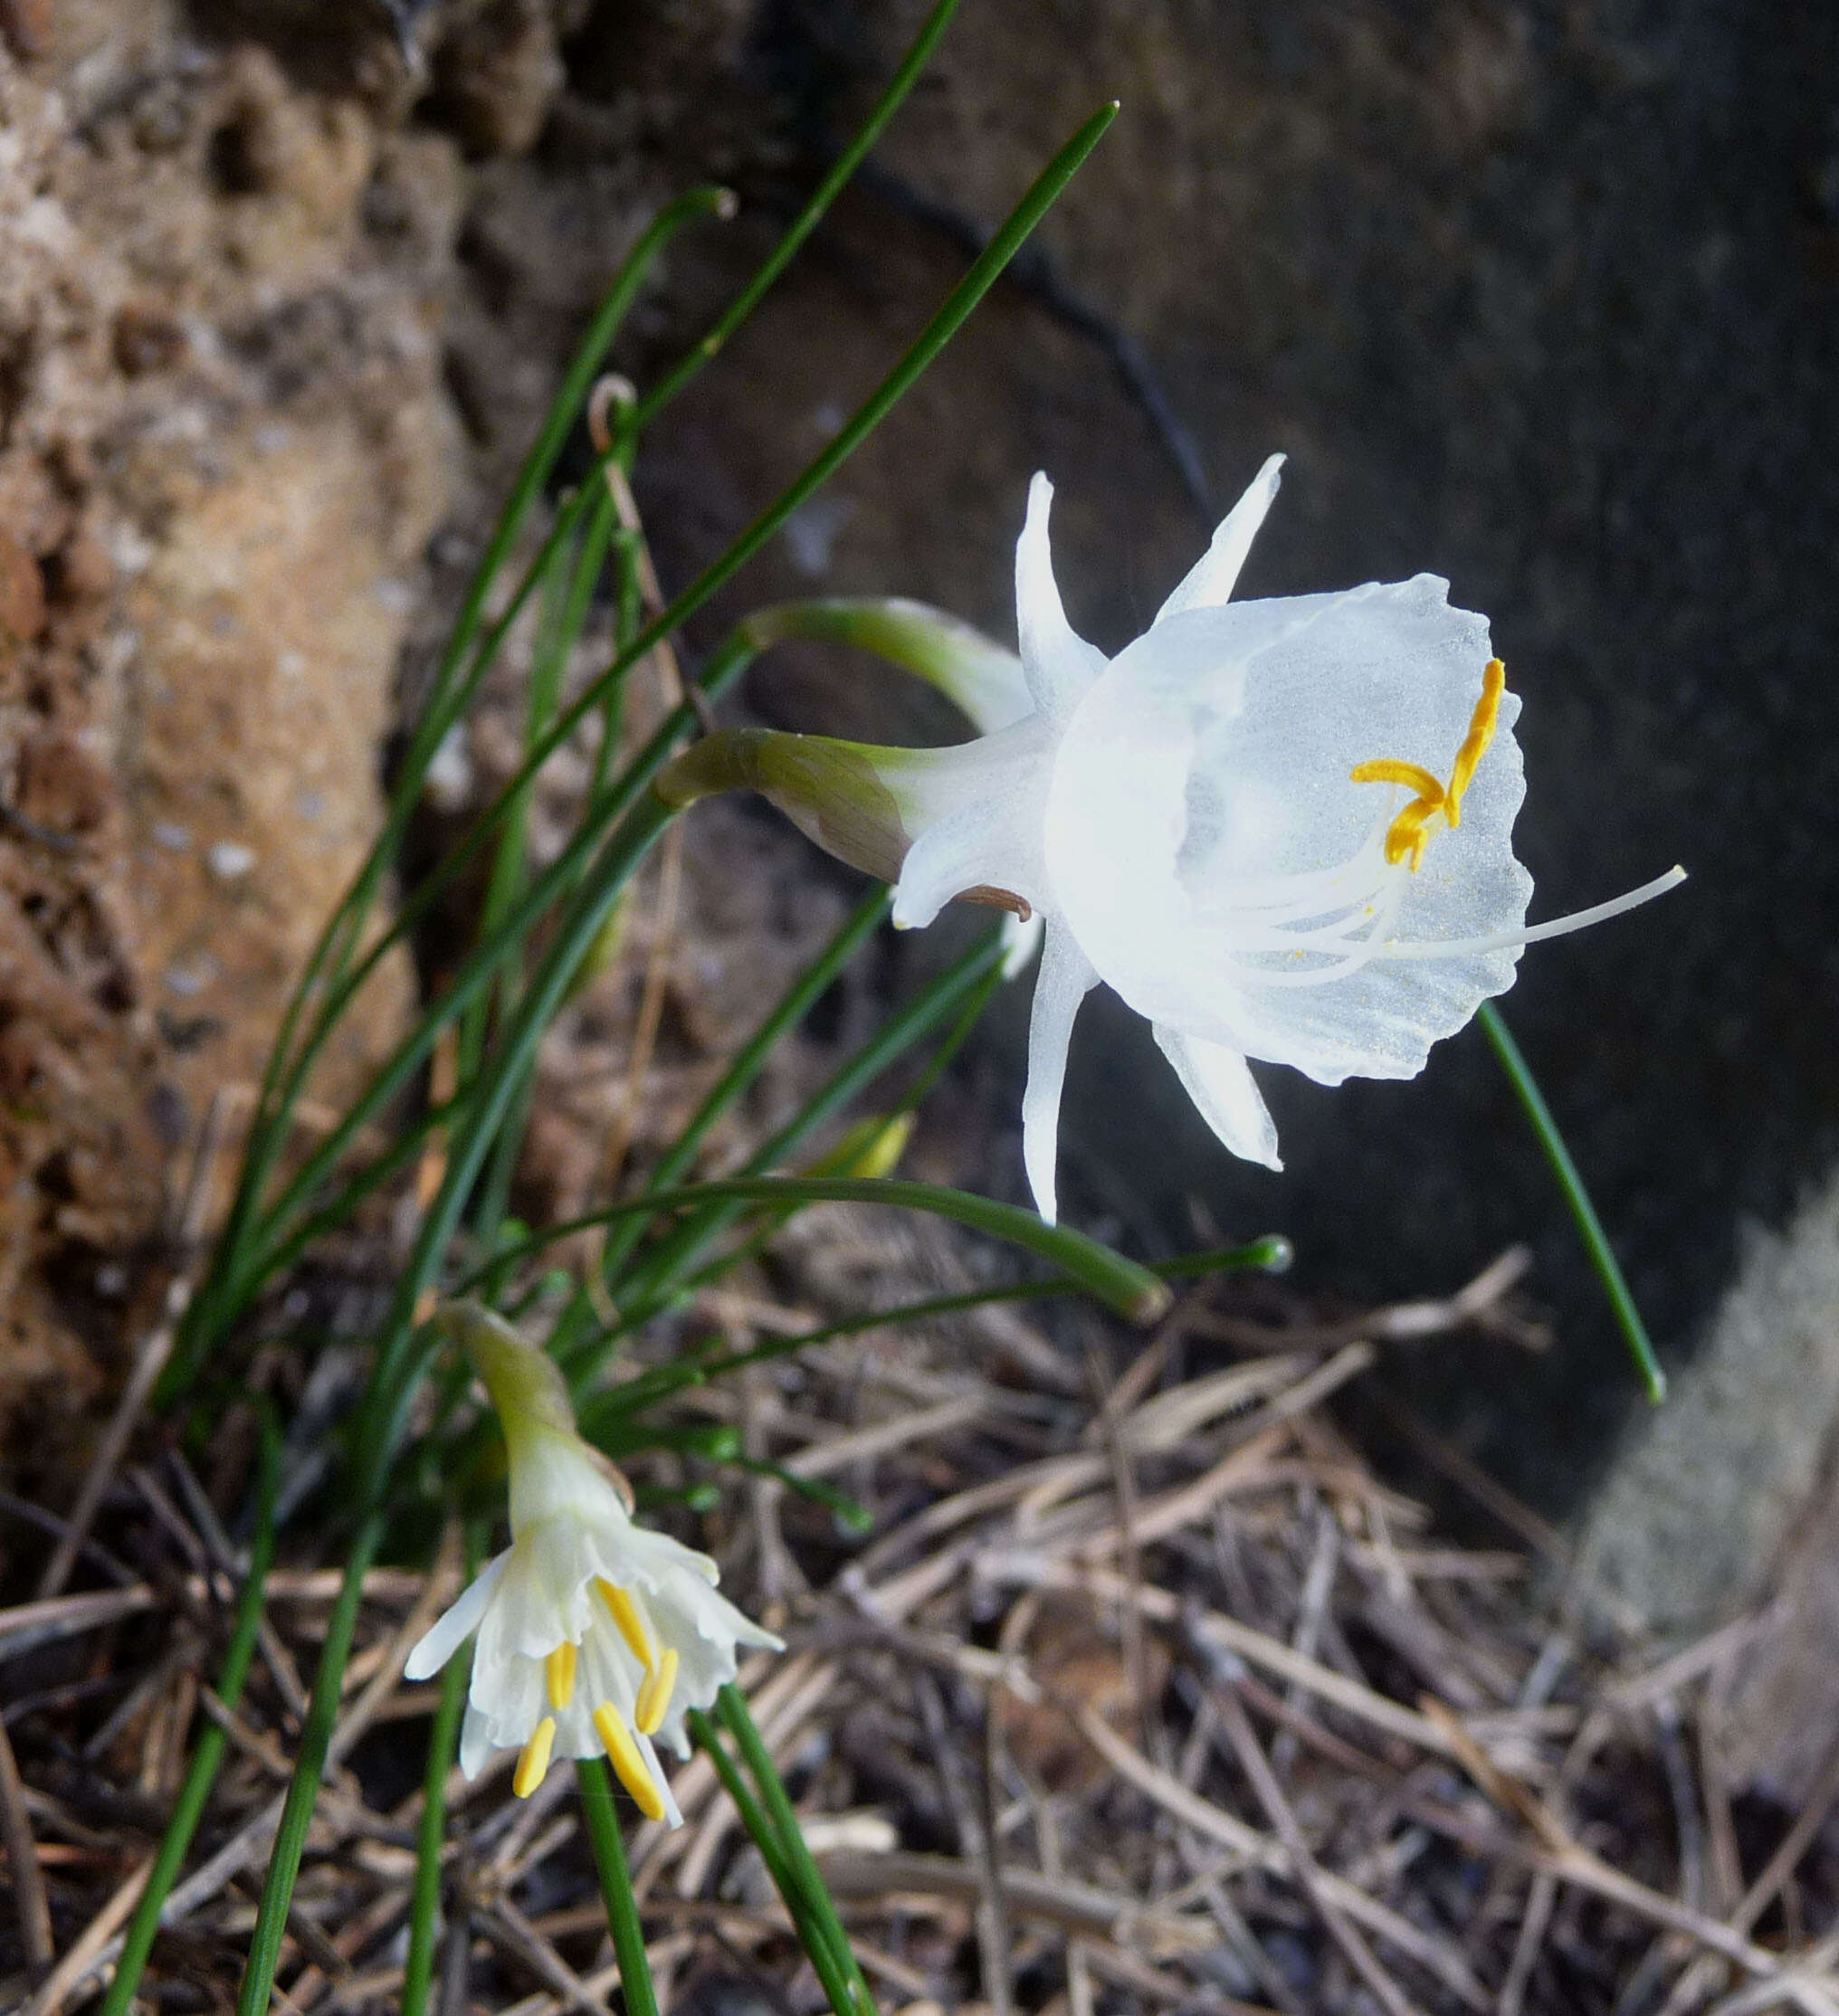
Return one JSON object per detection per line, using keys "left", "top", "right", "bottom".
{"left": 581, "top": 1234, "right": 1293, "bottom": 1430}
{"left": 715, "top": 1687, "right": 875, "bottom": 2016}
{"left": 1477, "top": 1000, "right": 1665, "bottom": 1401}
{"left": 469, "top": 1174, "right": 1168, "bottom": 1323}
{"left": 400, "top": 1524, "right": 482, "bottom": 2016}
{"left": 686, "top": 1709, "right": 862, "bottom": 2016}
{"left": 232, "top": 1512, "right": 383, "bottom": 2016}
{"left": 725, "top": 1455, "right": 873, "bottom": 1535}
{"left": 631, "top": 0, "right": 966, "bottom": 432}
{"left": 575, "top": 1758, "right": 660, "bottom": 2016}
{"left": 1158, "top": 1233, "right": 1294, "bottom": 1281}
{"left": 100, "top": 1413, "right": 281, "bottom": 2016}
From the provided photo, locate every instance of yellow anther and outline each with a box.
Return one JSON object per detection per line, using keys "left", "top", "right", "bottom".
{"left": 596, "top": 1579, "right": 654, "bottom": 1669}
{"left": 514, "top": 1716, "right": 557, "bottom": 1799}
{"left": 593, "top": 1701, "right": 666, "bottom": 1821}
{"left": 1351, "top": 660, "right": 1508, "bottom": 871}
{"left": 634, "top": 1646, "right": 680, "bottom": 1736}
{"left": 1347, "top": 758, "right": 1445, "bottom": 803}
{"left": 1445, "top": 658, "right": 1506, "bottom": 824}
{"left": 1392, "top": 800, "right": 1443, "bottom": 870}
{"left": 545, "top": 1641, "right": 576, "bottom": 1711}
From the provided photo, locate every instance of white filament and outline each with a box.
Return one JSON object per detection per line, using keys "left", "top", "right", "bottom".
{"left": 1375, "top": 865, "right": 1686, "bottom": 963}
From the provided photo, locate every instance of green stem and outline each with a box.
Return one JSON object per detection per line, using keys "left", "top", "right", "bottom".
{"left": 630, "top": 0, "right": 965, "bottom": 433}
{"left": 580, "top": 1235, "right": 1291, "bottom": 1430}
{"left": 460, "top": 501, "right": 586, "bottom": 1088}
{"left": 594, "top": 931, "right": 1007, "bottom": 1348}
{"left": 232, "top": 1511, "right": 384, "bottom": 2016}
{"left": 359, "top": 800, "right": 680, "bottom": 1497}
{"left": 1477, "top": 999, "right": 1665, "bottom": 1402}
{"left": 575, "top": 1758, "right": 659, "bottom": 2016}
{"left": 469, "top": 1174, "right": 1168, "bottom": 1323}
{"left": 100, "top": 1415, "right": 282, "bottom": 2016}
{"left": 685, "top": 1711, "right": 858, "bottom": 2016}
{"left": 715, "top": 1688, "right": 875, "bottom": 2016}
{"left": 400, "top": 1526, "right": 482, "bottom": 2016}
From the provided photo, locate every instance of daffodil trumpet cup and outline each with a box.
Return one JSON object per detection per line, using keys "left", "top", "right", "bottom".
{"left": 658, "top": 455, "right": 1684, "bottom": 1222}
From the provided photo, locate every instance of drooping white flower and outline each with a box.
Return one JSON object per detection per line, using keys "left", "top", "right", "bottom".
{"left": 659, "top": 458, "right": 1683, "bottom": 1222}
{"left": 405, "top": 1303, "right": 780, "bottom": 1821}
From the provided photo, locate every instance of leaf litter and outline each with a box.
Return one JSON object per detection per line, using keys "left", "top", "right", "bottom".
{"left": 6, "top": 1196, "right": 1839, "bottom": 2016}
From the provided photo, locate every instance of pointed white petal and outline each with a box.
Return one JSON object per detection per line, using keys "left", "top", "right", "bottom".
{"left": 637, "top": 1729, "right": 684, "bottom": 1825}
{"left": 1153, "top": 453, "right": 1286, "bottom": 625}
{"left": 404, "top": 1551, "right": 509, "bottom": 1681}
{"left": 1015, "top": 473, "right": 1108, "bottom": 724}
{"left": 474, "top": 1543, "right": 574, "bottom": 1666}
{"left": 1153, "top": 1027, "right": 1282, "bottom": 1170}
{"left": 479, "top": 1653, "right": 545, "bottom": 1751}
{"left": 459, "top": 1700, "right": 496, "bottom": 1780}
{"left": 1021, "top": 923, "right": 1098, "bottom": 1224}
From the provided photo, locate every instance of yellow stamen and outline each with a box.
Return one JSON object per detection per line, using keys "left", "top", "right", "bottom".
{"left": 593, "top": 1701, "right": 665, "bottom": 1821}
{"left": 1445, "top": 658, "right": 1506, "bottom": 824}
{"left": 596, "top": 1579, "right": 654, "bottom": 1669}
{"left": 1390, "top": 799, "right": 1442, "bottom": 871}
{"left": 634, "top": 1646, "right": 680, "bottom": 1735}
{"left": 1350, "top": 660, "right": 1508, "bottom": 870}
{"left": 514, "top": 1716, "right": 556, "bottom": 1799}
{"left": 1347, "top": 757, "right": 1445, "bottom": 803}
{"left": 545, "top": 1642, "right": 576, "bottom": 1711}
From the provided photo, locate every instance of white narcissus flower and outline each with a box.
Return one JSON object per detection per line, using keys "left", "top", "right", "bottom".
{"left": 660, "top": 458, "right": 1682, "bottom": 1222}
{"left": 405, "top": 1304, "right": 780, "bottom": 1821}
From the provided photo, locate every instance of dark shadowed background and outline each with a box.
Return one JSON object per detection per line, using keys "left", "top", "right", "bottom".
{"left": 617, "top": 0, "right": 1839, "bottom": 1517}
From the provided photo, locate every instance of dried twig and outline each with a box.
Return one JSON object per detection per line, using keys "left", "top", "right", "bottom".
{"left": 0, "top": 1713, "right": 53, "bottom": 1980}
{"left": 814, "top": 1850, "right": 1213, "bottom": 1954}
{"left": 1213, "top": 1681, "right": 1423, "bottom": 2016}
{"left": 34, "top": 1280, "right": 188, "bottom": 1602}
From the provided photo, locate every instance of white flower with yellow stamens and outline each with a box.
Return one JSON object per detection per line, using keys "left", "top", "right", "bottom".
{"left": 405, "top": 1304, "right": 781, "bottom": 1821}
{"left": 660, "top": 456, "right": 1683, "bottom": 1222}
